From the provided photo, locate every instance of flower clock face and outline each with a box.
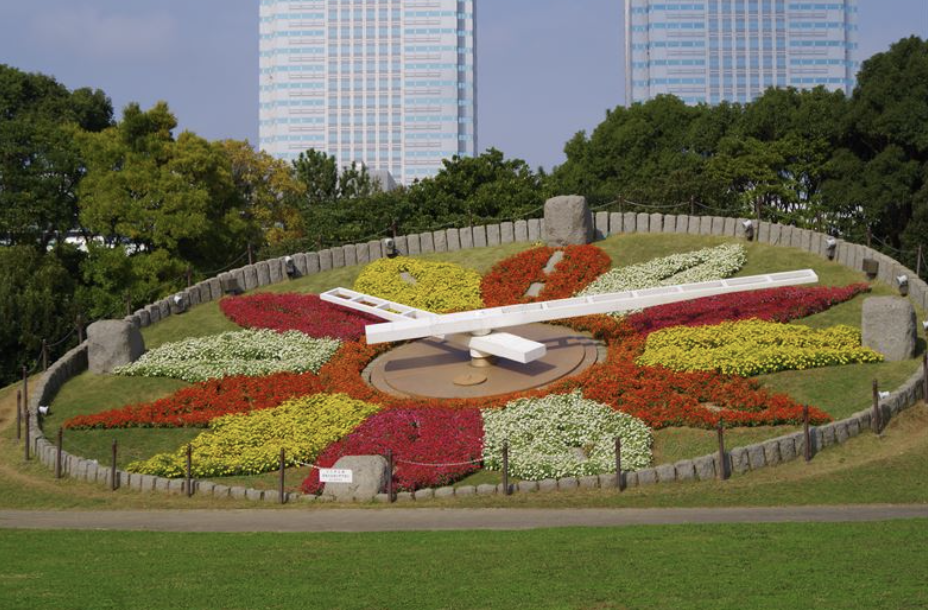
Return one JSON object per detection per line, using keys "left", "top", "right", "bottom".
{"left": 75, "top": 243, "right": 877, "bottom": 492}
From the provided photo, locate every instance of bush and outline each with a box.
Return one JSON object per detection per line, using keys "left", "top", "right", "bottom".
{"left": 302, "top": 408, "right": 484, "bottom": 494}
{"left": 482, "top": 392, "right": 652, "bottom": 480}
{"left": 353, "top": 257, "right": 483, "bottom": 313}
{"left": 127, "top": 393, "right": 380, "bottom": 478}
{"left": 220, "top": 293, "right": 379, "bottom": 341}
{"left": 637, "top": 319, "right": 884, "bottom": 376}
{"left": 115, "top": 329, "right": 340, "bottom": 382}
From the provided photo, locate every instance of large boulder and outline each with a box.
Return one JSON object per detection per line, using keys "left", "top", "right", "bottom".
{"left": 324, "top": 455, "right": 390, "bottom": 502}
{"left": 543, "top": 196, "right": 594, "bottom": 247}
{"left": 862, "top": 297, "right": 917, "bottom": 362}
{"left": 87, "top": 320, "right": 146, "bottom": 374}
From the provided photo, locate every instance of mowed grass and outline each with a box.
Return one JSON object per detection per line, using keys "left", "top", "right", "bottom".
{"left": 0, "top": 520, "right": 926, "bottom": 610}
{"left": 32, "top": 235, "right": 928, "bottom": 491}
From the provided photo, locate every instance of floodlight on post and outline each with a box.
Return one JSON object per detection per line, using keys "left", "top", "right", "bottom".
{"left": 284, "top": 256, "right": 297, "bottom": 277}
{"left": 896, "top": 274, "right": 909, "bottom": 296}
{"left": 383, "top": 238, "right": 398, "bottom": 258}
{"left": 171, "top": 293, "right": 187, "bottom": 315}
{"left": 741, "top": 219, "right": 755, "bottom": 241}
{"left": 825, "top": 237, "right": 838, "bottom": 260}
{"left": 38, "top": 405, "right": 50, "bottom": 416}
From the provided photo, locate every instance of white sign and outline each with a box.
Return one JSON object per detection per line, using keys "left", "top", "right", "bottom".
{"left": 319, "top": 468, "right": 353, "bottom": 484}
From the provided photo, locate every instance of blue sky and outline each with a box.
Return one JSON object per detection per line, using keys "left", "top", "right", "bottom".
{"left": 1, "top": 1, "right": 926, "bottom": 170}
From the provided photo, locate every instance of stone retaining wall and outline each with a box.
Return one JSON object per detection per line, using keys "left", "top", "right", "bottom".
{"left": 25, "top": 213, "right": 928, "bottom": 503}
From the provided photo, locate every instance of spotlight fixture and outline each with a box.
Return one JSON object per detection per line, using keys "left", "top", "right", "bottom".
{"left": 383, "top": 237, "right": 398, "bottom": 258}
{"left": 284, "top": 255, "right": 297, "bottom": 277}
{"left": 896, "top": 274, "right": 909, "bottom": 296}
{"left": 921, "top": 320, "right": 928, "bottom": 332}
{"left": 38, "top": 405, "right": 50, "bottom": 416}
{"left": 825, "top": 237, "right": 838, "bottom": 260}
{"left": 741, "top": 219, "right": 755, "bottom": 241}
{"left": 878, "top": 391, "right": 891, "bottom": 400}
{"left": 170, "top": 293, "right": 188, "bottom": 315}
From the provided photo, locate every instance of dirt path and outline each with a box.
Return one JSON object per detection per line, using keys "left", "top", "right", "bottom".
{"left": 0, "top": 505, "right": 925, "bottom": 533}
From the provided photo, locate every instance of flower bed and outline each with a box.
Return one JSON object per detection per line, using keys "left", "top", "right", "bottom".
{"left": 115, "top": 329, "right": 341, "bottom": 382}
{"left": 353, "top": 257, "right": 483, "bottom": 313}
{"left": 482, "top": 392, "right": 652, "bottom": 480}
{"left": 578, "top": 244, "right": 746, "bottom": 301}
{"left": 637, "top": 319, "right": 884, "bottom": 376}
{"left": 481, "top": 245, "right": 612, "bottom": 307}
{"left": 128, "top": 393, "right": 381, "bottom": 478}
{"left": 301, "top": 407, "right": 484, "bottom": 494}
{"left": 220, "top": 293, "right": 380, "bottom": 341}
{"left": 628, "top": 284, "right": 871, "bottom": 336}
{"left": 63, "top": 372, "right": 324, "bottom": 430}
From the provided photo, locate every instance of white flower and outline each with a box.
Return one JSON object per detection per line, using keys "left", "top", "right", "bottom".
{"left": 115, "top": 329, "right": 340, "bottom": 383}
{"left": 481, "top": 392, "right": 652, "bottom": 481}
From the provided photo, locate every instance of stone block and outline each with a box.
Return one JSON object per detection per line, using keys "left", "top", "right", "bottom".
{"left": 319, "top": 249, "right": 333, "bottom": 270}
{"left": 407, "top": 234, "right": 422, "bottom": 255}
{"left": 374, "top": 493, "right": 390, "bottom": 503}
{"left": 636, "top": 212, "right": 650, "bottom": 233}
{"left": 146, "top": 304, "right": 161, "bottom": 325}
{"left": 254, "top": 261, "right": 271, "bottom": 286}
{"left": 244, "top": 488, "right": 263, "bottom": 501}
{"left": 558, "top": 477, "right": 579, "bottom": 491}
{"left": 300, "top": 253, "right": 317, "bottom": 275}
{"left": 420, "top": 232, "right": 435, "bottom": 253}
{"left": 412, "top": 488, "right": 433, "bottom": 501}
{"left": 268, "top": 259, "right": 284, "bottom": 284}
{"left": 637, "top": 468, "right": 658, "bottom": 486}
{"left": 724, "top": 217, "right": 737, "bottom": 236}
{"left": 472, "top": 226, "right": 487, "bottom": 249}
{"left": 594, "top": 212, "right": 609, "bottom": 240}
{"left": 229, "top": 486, "right": 247, "bottom": 499}
{"left": 730, "top": 447, "right": 749, "bottom": 474}
{"left": 649, "top": 213, "right": 663, "bottom": 233}
{"left": 623, "top": 212, "right": 637, "bottom": 233}
{"left": 158, "top": 299, "right": 171, "bottom": 320}
{"left": 486, "top": 225, "right": 500, "bottom": 247}
{"left": 699, "top": 215, "right": 713, "bottom": 235}
{"left": 578, "top": 475, "right": 599, "bottom": 489}
{"left": 396, "top": 491, "right": 414, "bottom": 503}
{"left": 609, "top": 212, "right": 623, "bottom": 235}
{"left": 434, "top": 486, "right": 455, "bottom": 499}
{"left": 292, "top": 254, "right": 308, "bottom": 276}
{"left": 343, "top": 245, "right": 358, "bottom": 267}
{"left": 433, "top": 230, "right": 448, "bottom": 252}
{"left": 763, "top": 441, "right": 781, "bottom": 466}
{"left": 599, "top": 473, "right": 618, "bottom": 489}
{"left": 212, "top": 484, "right": 230, "bottom": 498}
{"left": 711, "top": 216, "right": 725, "bottom": 235}
{"left": 537, "top": 479, "right": 558, "bottom": 492}
{"left": 446, "top": 229, "right": 461, "bottom": 252}
{"left": 769, "top": 223, "right": 782, "bottom": 245}
{"left": 663, "top": 214, "right": 677, "bottom": 233}
{"left": 758, "top": 221, "right": 771, "bottom": 243}
{"left": 674, "top": 460, "right": 696, "bottom": 481}
{"left": 862, "top": 297, "right": 917, "bottom": 361}
{"left": 675, "top": 214, "right": 689, "bottom": 234}
{"left": 688, "top": 216, "right": 701, "bottom": 235}
{"left": 835, "top": 421, "right": 850, "bottom": 444}
{"left": 394, "top": 236, "right": 409, "bottom": 256}
{"left": 693, "top": 455, "right": 716, "bottom": 481}
{"left": 356, "top": 243, "right": 370, "bottom": 265}
{"left": 195, "top": 283, "right": 212, "bottom": 306}
{"left": 324, "top": 455, "right": 389, "bottom": 502}
{"left": 367, "top": 241, "right": 383, "bottom": 261}
{"left": 501, "top": 222, "right": 515, "bottom": 244}
{"left": 207, "top": 277, "right": 222, "bottom": 301}
{"left": 87, "top": 320, "right": 145, "bottom": 375}
{"left": 332, "top": 247, "right": 346, "bottom": 268}
{"left": 476, "top": 484, "right": 497, "bottom": 496}
{"left": 528, "top": 219, "right": 542, "bottom": 241}
{"left": 515, "top": 219, "right": 530, "bottom": 242}
{"left": 820, "top": 424, "right": 837, "bottom": 448}
{"left": 778, "top": 437, "right": 797, "bottom": 462}
{"left": 847, "top": 418, "right": 861, "bottom": 438}
{"left": 656, "top": 464, "right": 677, "bottom": 483}
{"left": 746, "top": 444, "right": 766, "bottom": 470}
{"left": 459, "top": 227, "right": 473, "bottom": 250}
{"left": 544, "top": 196, "right": 593, "bottom": 246}
{"left": 455, "top": 485, "right": 476, "bottom": 497}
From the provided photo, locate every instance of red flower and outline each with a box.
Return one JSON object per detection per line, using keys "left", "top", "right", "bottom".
{"left": 220, "top": 293, "right": 381, "bottom": 341}
{"left": 301, "top": 408, "right": 484, "bottom": 494}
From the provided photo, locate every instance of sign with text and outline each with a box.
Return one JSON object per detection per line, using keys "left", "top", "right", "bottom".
{"left": 319, "top": 468, "right": 353, "bottom": 484}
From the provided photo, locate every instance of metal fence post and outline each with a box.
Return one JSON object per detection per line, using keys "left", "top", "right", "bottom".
{"left": 803, "top": 406, "right": 812, "bottom": 462}
{"left": 502, "top": 440, "right": 510, "bottom": 496}
{"left": 186, "top": 444, "right": 194, "bottom": 498}
{"left": 615, "top": 437, "right": 624, "bottom": 491}
{"left": 872, "top": 379, "right": 882, "bottom": 434}
{"left": 16, "top": 390, "right": 22, "bottom": 441}
{"left": 56, "top": 428, "right": 63, "bottom": 479}
{"left": 717, "top": 420, "right": 727, "bottom": 480}
{"left": 279, "top": 448, "right": 286, "bottom": 505}
{"left": 24, "top": 410, "right": 30, "bottom": 461}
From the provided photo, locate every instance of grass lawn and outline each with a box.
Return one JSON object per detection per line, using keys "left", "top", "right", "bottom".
{"left": 0, "top": 520, "right": 925, "bottom": 610}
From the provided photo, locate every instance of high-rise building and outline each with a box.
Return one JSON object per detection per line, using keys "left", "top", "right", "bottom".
{"left": 259, "top": 0, "right": 477, "bottom": 185}
{"left": 625, "top": 1, "right": 859, "bottom": 106}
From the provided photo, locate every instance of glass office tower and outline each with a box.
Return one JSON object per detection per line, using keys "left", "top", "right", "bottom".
{"left": 625, "top": 1, "right": 858, "bottom": 105}
{"left": 260, "top": 0, "right": 477, "bottom": 185}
